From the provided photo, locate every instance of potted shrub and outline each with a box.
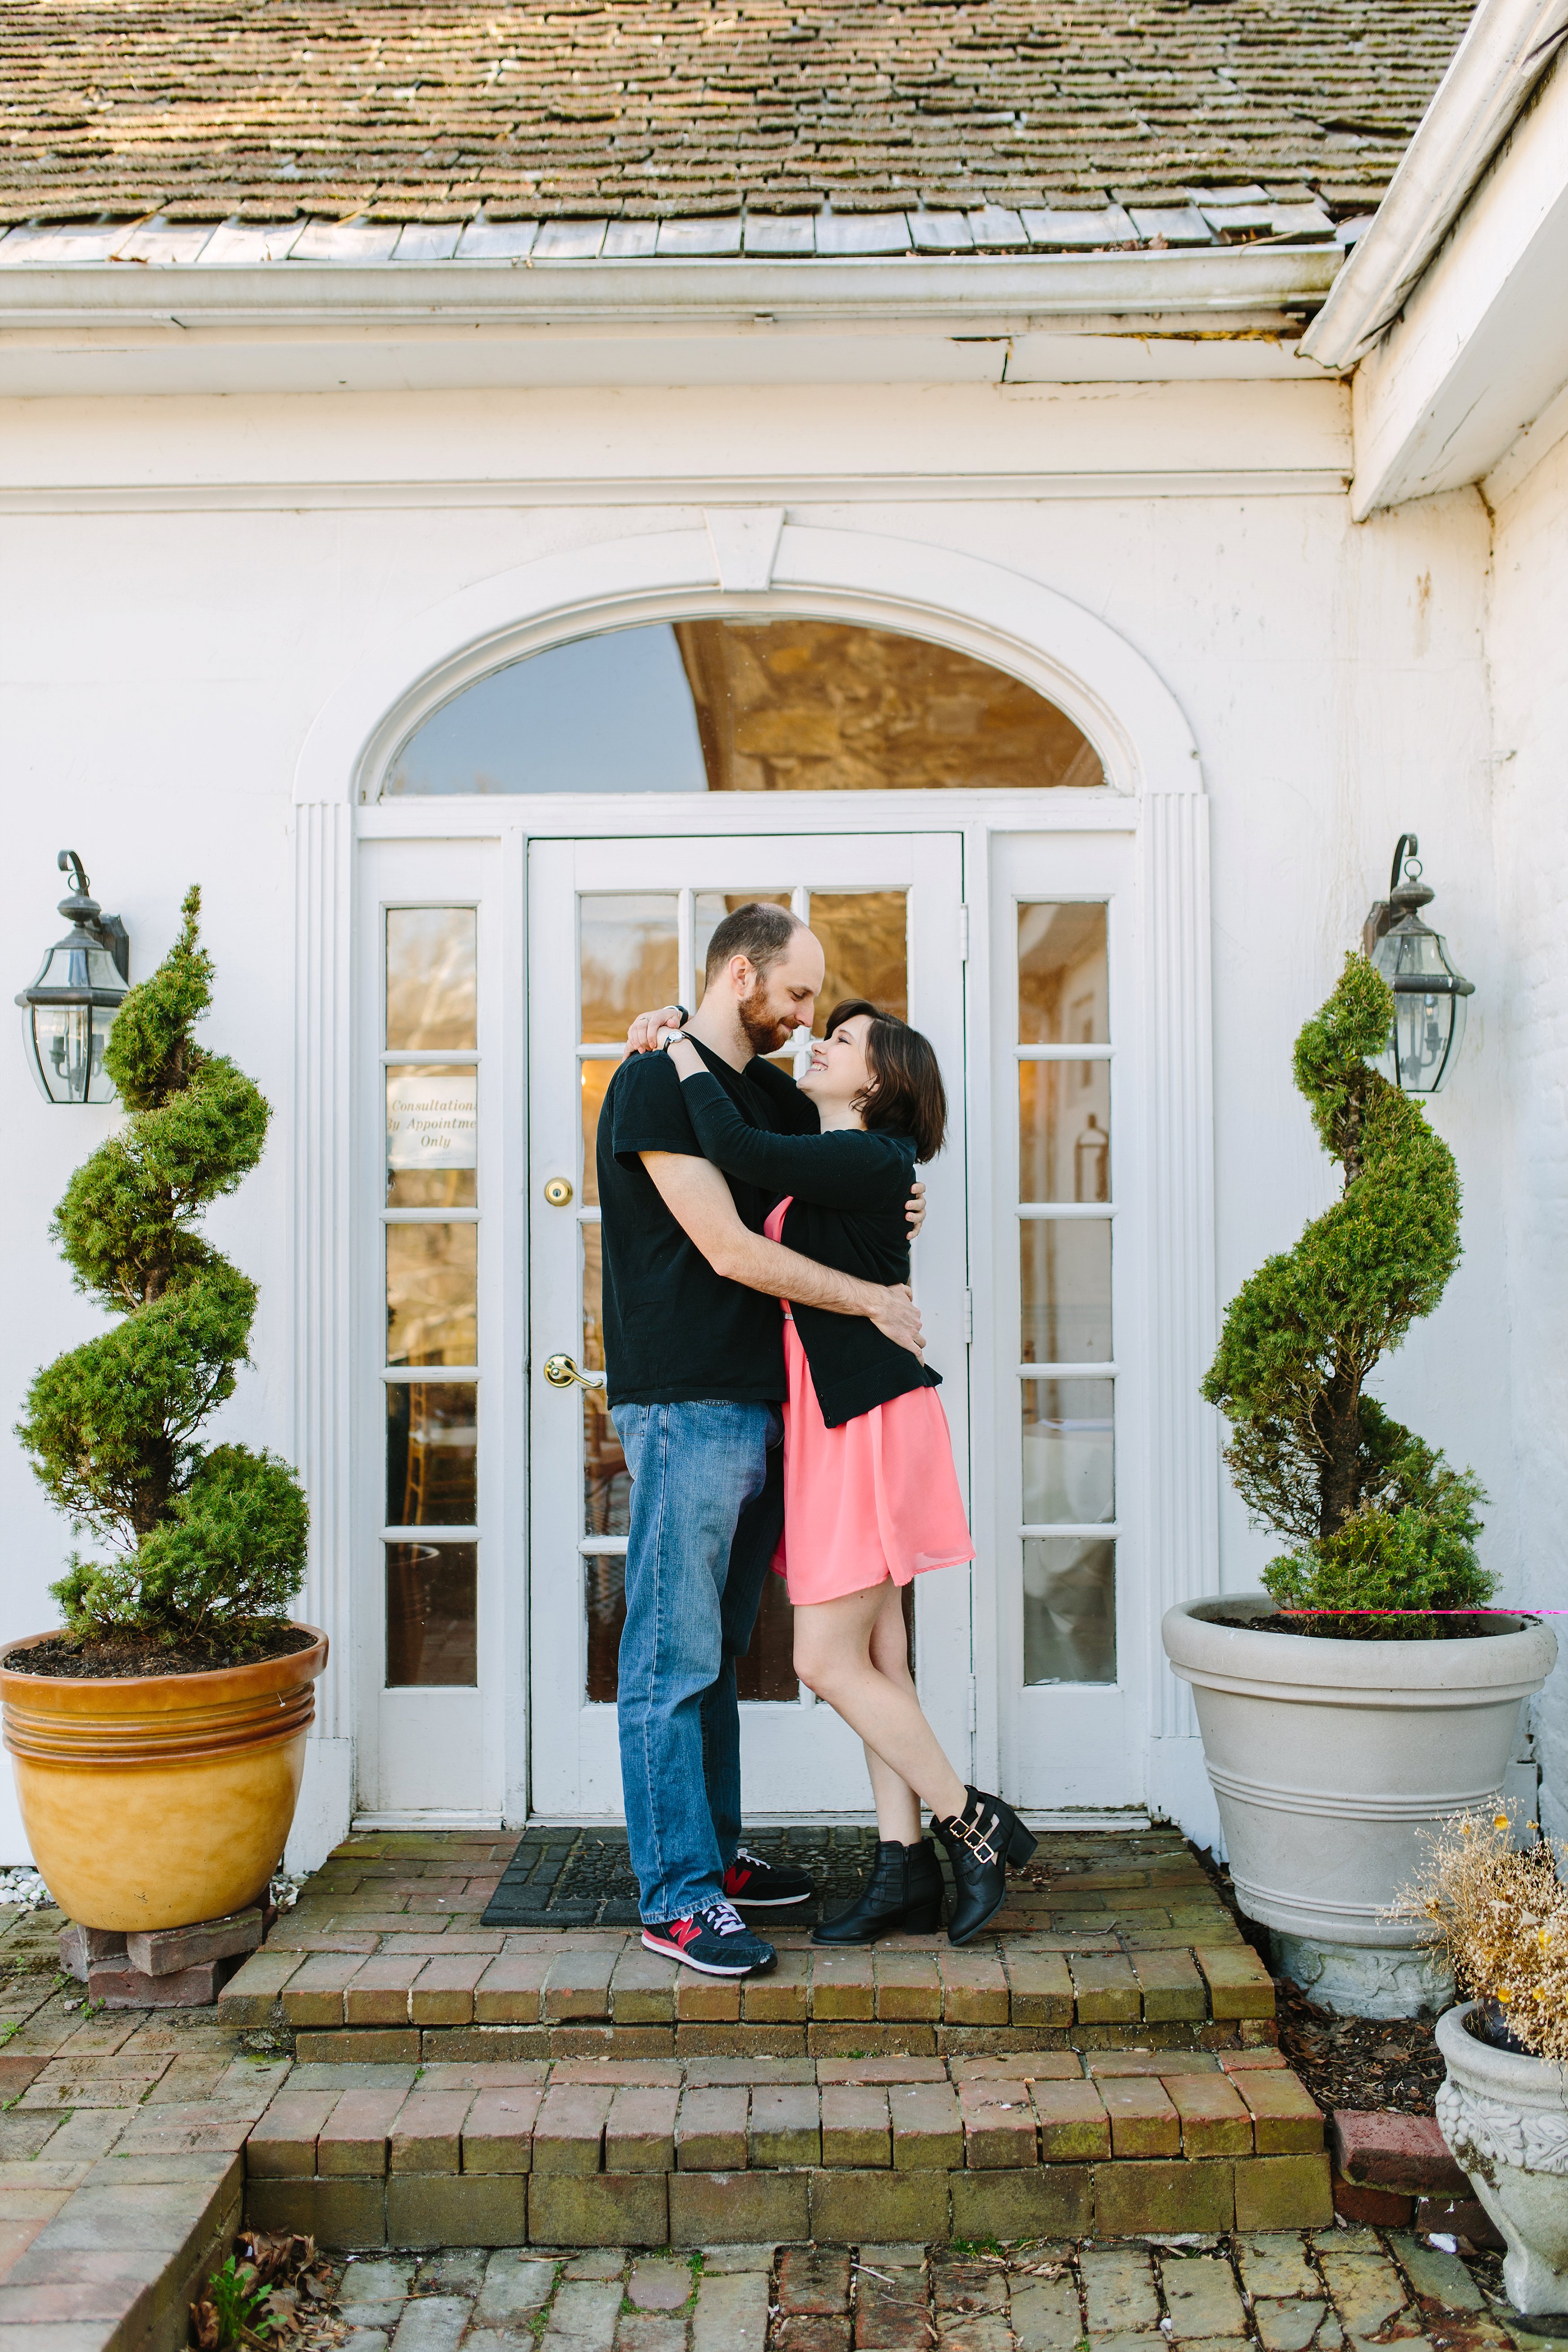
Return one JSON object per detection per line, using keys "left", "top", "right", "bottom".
{"left": 2, "top": 889, "right": 324, "bottom": 1933}
{"left": 1400, "top": 1813, "right": 1568, "bottom": 2318}
{"left": 1162, "top": 955, "right": 1556, "bottom": 2017}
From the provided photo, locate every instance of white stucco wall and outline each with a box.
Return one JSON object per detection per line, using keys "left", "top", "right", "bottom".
{"left": 1488, "top": 422, "right": 1568, "bottom": 1844}
{"left": 0, "top": 373, "right": 1516, "bottom": 1858}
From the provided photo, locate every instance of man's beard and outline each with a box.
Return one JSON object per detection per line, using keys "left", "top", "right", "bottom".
{"left": 738, "top": 988, "right": 796, "bottom": 1056}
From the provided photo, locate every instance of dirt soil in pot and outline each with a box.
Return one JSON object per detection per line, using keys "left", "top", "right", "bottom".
{"left": 1237, "top": 1612, "right": 1529, "bottom": 1643}
{"left": 2, "top": 1624, "right": 319, "bottom": 1679}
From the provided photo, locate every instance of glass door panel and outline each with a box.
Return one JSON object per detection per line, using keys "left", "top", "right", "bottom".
{"left": 359, "top": 841, "right": 508, "bottom": 1820}
{"left": 530, "top": 833, "right": 969, "bottom": 1818}
{"left": 991, "top": 835, "right": 1140, "bottom": 1809}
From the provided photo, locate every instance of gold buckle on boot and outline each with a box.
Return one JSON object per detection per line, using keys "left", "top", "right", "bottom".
{"left": 955, "top": 1806, "right": 1001, "bottom": 1867}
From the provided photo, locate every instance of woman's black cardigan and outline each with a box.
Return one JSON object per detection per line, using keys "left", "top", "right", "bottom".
{"left": 679, "top": 1066, "right": 941, "bottom": 1429}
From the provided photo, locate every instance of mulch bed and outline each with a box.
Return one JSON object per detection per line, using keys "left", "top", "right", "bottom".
{"left": 1275, "top": 1971, "right": 1444, "bottom": 2116}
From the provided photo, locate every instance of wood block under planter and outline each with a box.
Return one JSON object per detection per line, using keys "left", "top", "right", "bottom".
{"left": 126, "top": 1906, "right": 265, "bottom": 1978}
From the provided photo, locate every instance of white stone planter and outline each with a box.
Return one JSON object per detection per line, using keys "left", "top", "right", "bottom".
{"left": 1162, "top": 1596, "right": 1556, "bottom": 2016}
{"left": 1437, "top": 2001, "right": 1568, "bottom": 2318}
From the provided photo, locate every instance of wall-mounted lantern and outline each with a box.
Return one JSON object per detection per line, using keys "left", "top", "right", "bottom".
{"left": 16, "top": 852, "right": 130, "bottom": 1104}
{"left": 1362, "top": 833, "right": 1475, "bottom": 1094}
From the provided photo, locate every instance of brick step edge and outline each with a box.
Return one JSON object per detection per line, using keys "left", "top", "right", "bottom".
{"left": 218, "top": 1945, "right": 1277, "bottom": 2036}
{"left": 282, "top": 2020, "right": 1282, "bottom": 2064}
{"left": 0, "top": 2146, "right": 241, "bottom": 2351}
{"left": 247, "top": 2152, "right": 1333, "bottom": 2249}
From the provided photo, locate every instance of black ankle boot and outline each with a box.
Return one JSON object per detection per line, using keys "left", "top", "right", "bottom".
{"left": 811, "top": 1838, "right": 945, "bottom": 1945}
{"left": 931, "top": 1787, "right": 1037, "bottom": 1946}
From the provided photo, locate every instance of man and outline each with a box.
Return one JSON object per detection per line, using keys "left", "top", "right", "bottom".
{"left": 597, "top": 901, "right": 925, "bottom": 1978}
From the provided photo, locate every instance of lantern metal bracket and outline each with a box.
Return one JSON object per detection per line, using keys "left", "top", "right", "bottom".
{"left": 55, "top": 850, "right": 129, "bottom": 982}
{"left": 1361, "top": 831, "right": 1473, "bottom": 999}
{"left": 1362, "top": 831, "right": 1430, "bottom": 960}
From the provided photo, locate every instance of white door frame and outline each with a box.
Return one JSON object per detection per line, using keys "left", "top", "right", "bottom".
{"left": 289, "top": 520, "right": 1216, "bottom": 1844}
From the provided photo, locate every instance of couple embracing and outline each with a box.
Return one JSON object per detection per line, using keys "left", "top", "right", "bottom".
{"left": 597, "top": 900, "right": 1036, "bottom": 1980}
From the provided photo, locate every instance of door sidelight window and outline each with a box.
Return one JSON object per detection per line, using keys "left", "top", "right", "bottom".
{"left": 382, "top": 906, "right": 480, "bottom": 1687}
{"left": 1016, "top": 902, "right": 1116, "bottom": 1685}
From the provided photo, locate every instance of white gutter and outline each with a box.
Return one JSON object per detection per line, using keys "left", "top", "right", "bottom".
{"left": 0, "top": 244, "right": 1339, "bottom": 335}
{"left": 1301, "top": 0, "right": 1568, "bottom": 366}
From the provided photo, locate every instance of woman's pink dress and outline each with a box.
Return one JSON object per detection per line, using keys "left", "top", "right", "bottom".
{"left": 764, "top": 1197, "right": 975, "bottom": 1605}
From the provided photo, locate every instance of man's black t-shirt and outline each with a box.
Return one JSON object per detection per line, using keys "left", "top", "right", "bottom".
{"left": 597, "top": 1039, "right": 818, "bottom": 1409}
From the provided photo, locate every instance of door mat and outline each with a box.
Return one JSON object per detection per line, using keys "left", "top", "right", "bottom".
{"left": 482, "top": 1823, "right": 912, "bottom": 1928}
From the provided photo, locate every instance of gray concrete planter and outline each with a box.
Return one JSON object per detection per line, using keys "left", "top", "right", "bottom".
{"left": 1162, "top": 1595, "right": 1556, "bottom": 2017}
{"left": 1436, "top": 2001, "right": 1568, "bottom": 2318}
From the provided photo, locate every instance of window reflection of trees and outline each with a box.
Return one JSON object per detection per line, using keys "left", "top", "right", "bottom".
{"left": 386, "top": 620, "right": 1105, "bottom": 798}
{"left": 386, "top": 909, "right": 476, "bottom": 1048}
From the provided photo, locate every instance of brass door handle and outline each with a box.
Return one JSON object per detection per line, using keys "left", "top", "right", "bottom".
{"left": 543, "top": 1352, "right": 607, "bottom": 1392}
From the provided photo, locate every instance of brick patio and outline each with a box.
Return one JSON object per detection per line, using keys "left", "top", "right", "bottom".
{"left": 0, "top": 1824, "right": 1523, "bottom": 2342}
{"left": 317, "top": 2231, "right": 1532, "bottom": 2352}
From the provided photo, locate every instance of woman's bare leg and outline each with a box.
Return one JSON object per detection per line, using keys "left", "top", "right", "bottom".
{"left": 862, "top": 1585, "right": 923, "bottom": 1842}
{"left": 863, "top": 1741, "right": 922, "bottom": 1844}
{"left": 794, "top": 1581, "right": 967, "bottom": 1825}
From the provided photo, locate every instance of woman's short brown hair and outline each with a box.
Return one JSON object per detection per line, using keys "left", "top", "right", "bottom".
{"left": 822, "top": 999, "right": 948, "bottom": 1163}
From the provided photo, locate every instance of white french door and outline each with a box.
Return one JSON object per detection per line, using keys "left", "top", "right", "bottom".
{"left": 528, "top": 832, "right": 971, "bottom": 1819}
{"left": 986, "top": 831, "right": 1145, "bottom": 1810}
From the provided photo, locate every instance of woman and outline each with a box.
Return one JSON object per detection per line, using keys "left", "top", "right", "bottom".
{"left": 665, "top": 1000, "right": 1036, "bottom": 1946}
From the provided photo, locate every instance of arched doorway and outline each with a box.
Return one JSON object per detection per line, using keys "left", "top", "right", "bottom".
{"left": 359, "top": 605, "right": 1141, "bottom": 1823}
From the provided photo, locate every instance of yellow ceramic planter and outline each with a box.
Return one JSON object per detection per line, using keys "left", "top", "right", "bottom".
{"left": 0, "top": 1627, "right": 327, "bottom": 1932}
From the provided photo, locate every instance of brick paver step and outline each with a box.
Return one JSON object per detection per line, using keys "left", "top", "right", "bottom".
{"left": 221, "top": 1932, "right": 1270, "bottom": 2039}
{"left": 236, "top": 2045, "right": 1331, "bottom": 2243}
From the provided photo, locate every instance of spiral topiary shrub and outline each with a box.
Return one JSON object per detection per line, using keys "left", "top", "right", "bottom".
{"left": 14, "top": 887, "right": 308, "bottom": 1663}
{"left": 1202, "top": 951, "right": 1495, "bottom": 1637}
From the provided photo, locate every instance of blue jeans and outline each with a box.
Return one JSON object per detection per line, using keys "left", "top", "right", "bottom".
{"left": 611, "top": 1400, "right": 784, "bottom": 1923}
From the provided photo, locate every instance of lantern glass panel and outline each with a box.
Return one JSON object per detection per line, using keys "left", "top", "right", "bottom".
{"left": 1373, "top": 921, "right": 1469, "bottom": 1094}
{"left": 1384, "top": 985, "right": 1465, "bottom": 1093}
{"left": 23, "top": 939, "right": 124, "bottom": 1103}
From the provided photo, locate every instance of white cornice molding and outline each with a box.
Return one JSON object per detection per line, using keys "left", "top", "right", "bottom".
{"left": 0, "top": 245, "right": 1339, "bottom": 336}
{"left": 1301, "top": 0, "right": 1568, "bottom": 367}
{"left": 0, "top": 470, "right": 1348, "bottom": 515}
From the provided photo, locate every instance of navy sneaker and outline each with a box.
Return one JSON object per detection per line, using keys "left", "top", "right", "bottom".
{"left": 723, "top": 1847, "right": 814, "bottom": 1908}
{"left": 641, "top": 1899, "right": 777, "bottom": 1977}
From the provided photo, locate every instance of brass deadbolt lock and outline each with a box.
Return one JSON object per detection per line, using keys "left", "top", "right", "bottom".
{"left": 543, "top": 1177, "right": 573, "bottom": 1207}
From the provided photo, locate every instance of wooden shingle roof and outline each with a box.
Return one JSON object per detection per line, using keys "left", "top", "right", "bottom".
{"left": 0, "top": 0, "right": 1476, "bottom": 229}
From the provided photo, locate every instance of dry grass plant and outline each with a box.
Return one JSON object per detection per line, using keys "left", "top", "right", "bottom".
{"left": 1392, "top": 1811, "right": 1568, "bottom": 2062}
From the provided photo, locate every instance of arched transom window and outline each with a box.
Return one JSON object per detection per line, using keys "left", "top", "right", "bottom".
{"left": 384, "top": 618, "right": 1105, "bottom": 797}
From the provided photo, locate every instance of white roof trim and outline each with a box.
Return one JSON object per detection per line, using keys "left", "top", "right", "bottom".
{"left": 1301, "top": 0, "right": 1568, "bottom": 366}
{"left": 0, "top": 242, "right": 1341, "bottom": 333}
